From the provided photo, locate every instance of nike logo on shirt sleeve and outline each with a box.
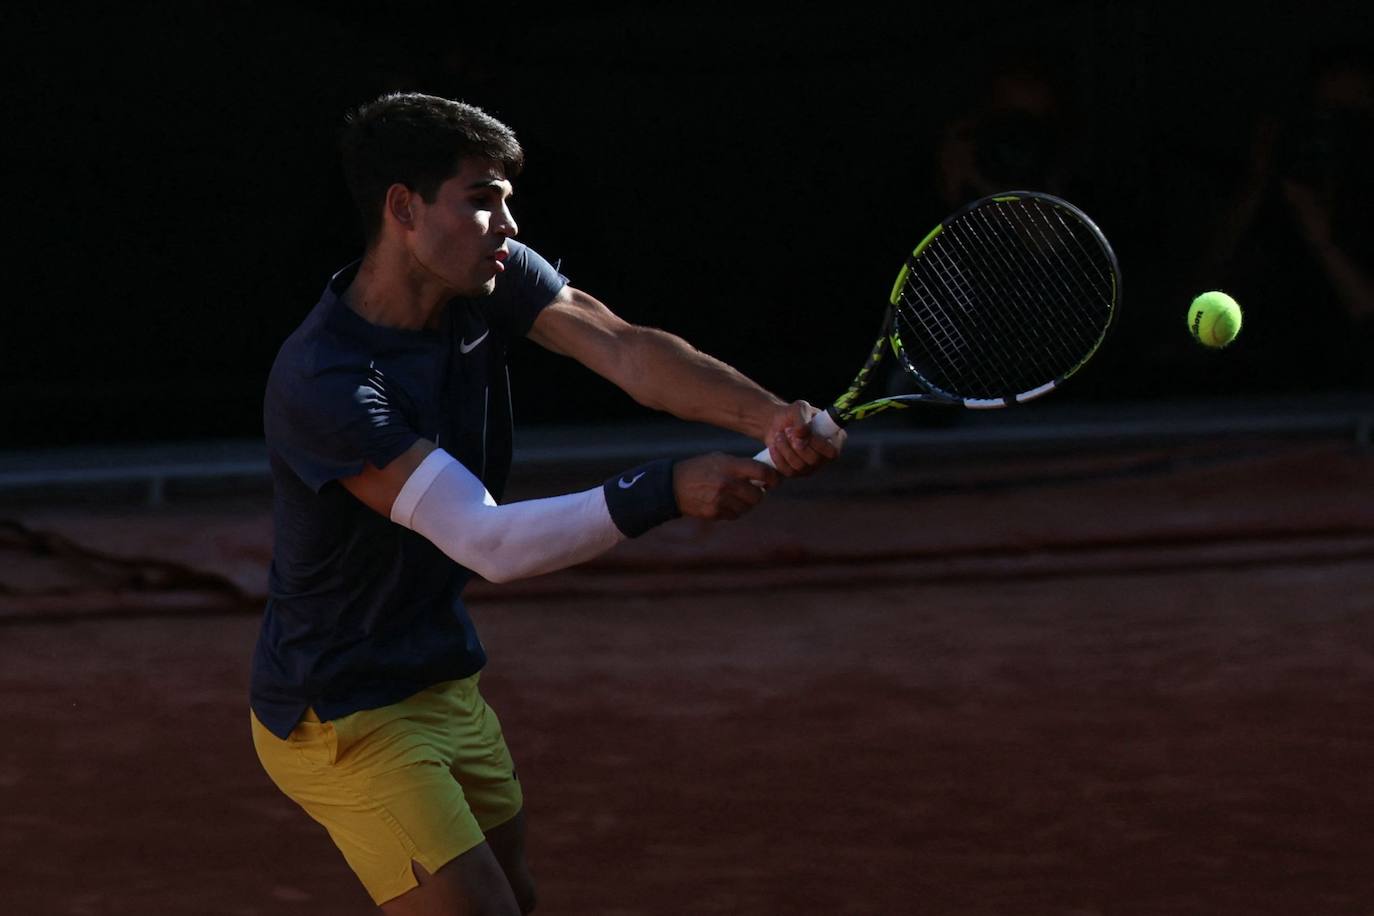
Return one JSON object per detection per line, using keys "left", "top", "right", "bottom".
{"left": 618, "top": 472, "right": 647, "bottom": 489}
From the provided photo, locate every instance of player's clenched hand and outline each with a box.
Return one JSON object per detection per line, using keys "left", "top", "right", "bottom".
{"left": 673, "top": 453, "right": 780, "bottom": 520}
{"left": 764, "top": 400, "right": 845, "bottom": 477}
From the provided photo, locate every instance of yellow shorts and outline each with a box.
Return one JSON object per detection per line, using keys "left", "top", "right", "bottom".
{"left": 250, "top": 674, "right": 523, "bottom": 905}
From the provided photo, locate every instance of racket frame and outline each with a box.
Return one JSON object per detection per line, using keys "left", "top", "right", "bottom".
{"left": 828, "top": 190, "right": 1121, "bottom": 426}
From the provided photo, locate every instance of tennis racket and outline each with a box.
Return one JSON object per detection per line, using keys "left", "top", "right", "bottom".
{"left": 756, "top": 190, "right": 1121, "bottom": 463}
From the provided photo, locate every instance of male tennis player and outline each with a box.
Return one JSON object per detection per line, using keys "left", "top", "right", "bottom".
{"left": 249, "top": 92, "right": 841, "bottom": 915}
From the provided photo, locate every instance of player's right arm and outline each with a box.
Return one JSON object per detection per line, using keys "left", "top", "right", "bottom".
{"left": 340, "top": 440, "right": 777, "bottom": 583}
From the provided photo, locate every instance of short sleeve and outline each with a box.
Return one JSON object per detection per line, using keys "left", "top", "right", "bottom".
{"left": 478, "top": 240, "right": 568, "bottom": 338}
{"left": 265, "top": 361, "right": 420, "bottom": 493}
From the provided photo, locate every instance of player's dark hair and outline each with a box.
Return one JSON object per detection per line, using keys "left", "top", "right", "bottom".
{"left": 340, "top": 92, "right": 524, "bottom": 246}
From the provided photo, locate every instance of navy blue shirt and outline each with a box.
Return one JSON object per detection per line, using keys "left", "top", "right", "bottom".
{"left": 251, "top": 241, "right": 567, "bottom": 739}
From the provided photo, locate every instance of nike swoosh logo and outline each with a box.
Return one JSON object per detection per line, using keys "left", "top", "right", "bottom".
{"left": 618, "top": 472, "right": 646, "bottom": 489}
{"left": 459, "top": 330, "right": 489, "bottom": 354}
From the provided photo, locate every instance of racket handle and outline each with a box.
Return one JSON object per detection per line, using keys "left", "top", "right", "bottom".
{"left": 751, "top": 408, "right": 845, "bottom": 468}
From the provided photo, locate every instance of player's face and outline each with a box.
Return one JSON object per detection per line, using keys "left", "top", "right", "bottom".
{"left": 407, "top": 158, "right": 518, "bottom": 297}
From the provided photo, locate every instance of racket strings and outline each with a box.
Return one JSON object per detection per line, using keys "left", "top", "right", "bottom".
{"left": 898, "top": 253, "right": 1016, "bottom": 399}
{"left": 1002, "top": 204, "right": 1111, "bottom": 345}
{"left": 967, "top": 208, "right": 1096, "bottom": 371}
{"left": 958, "top": 206, "right": 1099, "bottom": 378}
{"left": 923, "top": 229, "right": 1045, "bottom": 387}
{"left": 896, "top": 226, "right": 1029, "bottom": 395}
{"left": 899, "top": 236, "right": 1057, "bottom": 398}
{"left": 894, "top": 197, "right": 1115, "bottom": 400}
{"left": 894, "top": 249, "right": 988, "bottom": 385}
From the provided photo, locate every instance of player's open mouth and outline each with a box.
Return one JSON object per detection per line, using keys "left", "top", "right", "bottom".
{"left": 491, "top": 248, "right": 508, "bottom": 273}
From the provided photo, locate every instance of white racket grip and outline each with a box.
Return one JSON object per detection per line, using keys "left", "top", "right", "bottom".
{"left": 751, "top": 408, "right": 846, "bottom": 468}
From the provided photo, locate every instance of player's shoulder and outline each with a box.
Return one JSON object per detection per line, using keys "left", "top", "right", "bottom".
{"left": 266, "top": 266, "right": 380, "bottom": 413}
{"left": 500, "top": 239, "right": 566, "bottom": 290}
{"left": 270, "top": 309, "right": 368, "bottom": 390}
{"left": 477, "top": 240, "right": 569, "bottom": 334}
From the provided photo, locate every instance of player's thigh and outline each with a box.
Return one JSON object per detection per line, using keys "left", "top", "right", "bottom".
{"left": 484, "top": 810, "right": 534, "bottom": 913}
{"left": 380, "top": 842, "right": 520, "bottom": 916}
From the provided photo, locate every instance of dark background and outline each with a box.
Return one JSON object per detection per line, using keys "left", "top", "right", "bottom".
{"left": 7, "top": 1, "right": 1373, "bottom": 448}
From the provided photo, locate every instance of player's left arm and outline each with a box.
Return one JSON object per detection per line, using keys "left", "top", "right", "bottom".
{"left": 528, "top": 285, "right": 841, "bottom": 475}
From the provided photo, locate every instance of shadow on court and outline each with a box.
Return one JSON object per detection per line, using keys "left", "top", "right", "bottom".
{"left": 2, "top": 438, "right": 1373, "bottom": 914}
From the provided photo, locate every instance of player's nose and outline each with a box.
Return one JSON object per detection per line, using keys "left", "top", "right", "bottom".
{"left": 497, "top": 203, "right": 519, "bottom": 238}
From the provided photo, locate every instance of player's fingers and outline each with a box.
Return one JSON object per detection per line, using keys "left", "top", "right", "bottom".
{"left": 774, "top": 422, "right": 833, "bottom": 474}
{"left": 732, "top": 457, "right": 781, "bottom": 491}
{"left": 784, "top": 430, "right": 827, "bottom": 471}
{"left": 767, "top": 435, "right": 810, "bottom": 475}
{"left": 678, "top": 454, "right": 778, "bottom": 516}
{"left": 764, "top": 400, "right": 823, "bottom": 476}
{"left": 725, "top": 476, "right": 767, "bottom": 507}
{"left": 720, "top": 462, "right": 774, "bottom": 514}
{"left": 717, "top": 486, "right": 761, "bottom": 520}
{"left": 771, "top": 426, "right": 839, "bottom": 476}
{"left": 793, "top": 426, "right": 842, "bottom": 460}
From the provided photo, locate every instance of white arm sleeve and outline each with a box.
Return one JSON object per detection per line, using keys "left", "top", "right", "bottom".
{"left": 389, "top": 449, "right": 625, "bottom": 584}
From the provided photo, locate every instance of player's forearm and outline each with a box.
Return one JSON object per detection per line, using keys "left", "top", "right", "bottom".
{"left": 391, "top": 450, "right": 678, "bottom": 584}
{"left": 615, "top": 326, "right": 787, "bottom": 440}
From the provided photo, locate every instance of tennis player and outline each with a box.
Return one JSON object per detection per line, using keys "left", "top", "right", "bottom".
{"left": 249, "top": 92, "right": 841, "bottom": 915}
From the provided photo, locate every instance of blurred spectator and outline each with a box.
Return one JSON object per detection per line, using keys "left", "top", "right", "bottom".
{"left": 933, "top": 55, "right": 1078, "bottom": 210}
{"left": 1201, "top": 48, "right": 1374, "bottom": 391}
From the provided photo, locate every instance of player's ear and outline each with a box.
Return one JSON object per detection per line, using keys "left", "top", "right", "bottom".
{"left": 384, "top": 183, "right": 416, "bottom": 230}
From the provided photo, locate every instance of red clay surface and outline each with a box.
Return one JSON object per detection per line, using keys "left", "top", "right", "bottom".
{"left": 3, "top": 440, "right": 1374, "bottom": 914}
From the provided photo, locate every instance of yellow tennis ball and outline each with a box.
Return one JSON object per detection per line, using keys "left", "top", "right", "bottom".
{"left": 1188, "top": 291, "right": 1243, "bottom": 348}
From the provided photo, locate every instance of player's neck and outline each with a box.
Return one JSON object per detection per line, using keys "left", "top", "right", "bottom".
{"left": 342, "top": 245, "right": 449, "bottom": 331}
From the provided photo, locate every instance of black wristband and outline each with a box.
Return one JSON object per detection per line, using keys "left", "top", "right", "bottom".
{"left": 602, "top": 458, "right": 680, "bottom": 538}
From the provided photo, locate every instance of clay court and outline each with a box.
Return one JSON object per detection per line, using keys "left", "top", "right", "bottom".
{"left": 3, "top": 424, "right": 1374, "bottom": 915}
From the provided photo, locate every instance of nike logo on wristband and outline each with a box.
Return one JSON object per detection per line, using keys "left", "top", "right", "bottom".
{"left": 618, "top": 472, "right": 646, "bottom": 489}
{"left": 460, "top": 330, "right": 489, "bottom": 354}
